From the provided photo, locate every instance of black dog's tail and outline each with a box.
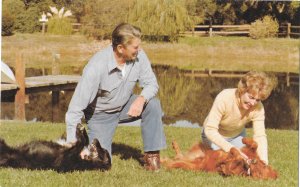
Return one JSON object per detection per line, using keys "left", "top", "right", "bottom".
{"left": 0, "top": 138, "right": 12, "bottom": 154}
{"left": 0, "top": 138, "right": 10, "bottom": 166}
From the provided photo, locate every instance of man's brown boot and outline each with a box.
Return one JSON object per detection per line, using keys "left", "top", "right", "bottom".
{"left": 144, "top": 151, "right": 160, "bottom": 171}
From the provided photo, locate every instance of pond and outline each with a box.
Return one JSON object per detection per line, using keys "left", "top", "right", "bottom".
{"left": 1, "top": 65, "right": 299, "bottom": 130}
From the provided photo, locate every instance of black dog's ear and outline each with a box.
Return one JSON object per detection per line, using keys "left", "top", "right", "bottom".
{"left": 92, "top": 139, "right": 111, "bottom": 165}
{"left": 60, "top": 132, "right": 67, "bottom": 140}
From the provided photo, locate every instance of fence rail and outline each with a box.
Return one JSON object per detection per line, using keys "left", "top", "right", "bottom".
{"left": 71, "top": 23, "right": 299, "bottom": 38}
{"left": 278, "top": 23, "right": 300, "bottom": 37}
{"left": 182, "top": 23, "right": 300, "bottom": 38}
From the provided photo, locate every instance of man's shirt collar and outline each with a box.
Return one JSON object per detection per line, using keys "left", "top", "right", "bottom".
{"left": 107, "top": 46, "right": 139, "bottom": 73}
{"left": 108, "top": 45, "right": 118, "bottom": 73}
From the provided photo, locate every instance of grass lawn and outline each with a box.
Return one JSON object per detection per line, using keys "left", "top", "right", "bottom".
{"left": 1, "top": 34, "right": 299, "bottom": 73}
{"left": 147, "top": 36, "right": 300, "bottom": 73}
{"left": 0, "top": 121, "right": 298, "bottom": 187}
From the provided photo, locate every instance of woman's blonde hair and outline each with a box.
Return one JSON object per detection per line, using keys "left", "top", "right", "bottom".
{"left": 112, "top": 23, "right": 141, "bottom": 50}
{"left": 237, "top": 71, "right": 278, "bottom": 100}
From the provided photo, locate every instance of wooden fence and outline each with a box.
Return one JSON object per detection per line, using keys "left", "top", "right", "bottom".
{"left": 71, "top": 23, "right": 299, "bottom": 38}
{"left": 72, "top": 23, "right": 82, "bottom": 32}
{"left": 182, "top": 23, "right": 300, "bottom": 38}
{"left": 184, "top": 24, "right": 251, "bottom": 37}
{"left": 278, "top": 23, "right": 300, "bottom": 38}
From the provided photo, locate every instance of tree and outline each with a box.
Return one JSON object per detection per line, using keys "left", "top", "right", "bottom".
{"left": 3, "top": 0, "right": 55, "bottom": 33}
{"left": 2, "top": 10, "right": 15, "bottom": 36}
{"left": 19, "top": 6, "right": 43, "bottom": 33}
{"left": 288, "top": 1, "right": 300, "bottom": 25}
{"left": 128, "top": 0, "right": 193, "bottom": 42}
{"left": 2, "top": 0, "right": 25, "bottom": 34}
{"left": 81, "top": 0, "right": 133, "bottom": 39}
{"left": 68, "top": 0, "right": 85, "bottom": 23}
{"left": 198, "top": 1, "right": 299, "bottom": 25}
{"left": 193, "top": 0, "right": 218, "bottom": 24}
{"left": 183, "top": 0, "right": 218, "bottom": 26}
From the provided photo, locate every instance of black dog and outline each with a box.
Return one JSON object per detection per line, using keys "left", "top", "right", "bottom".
{"left": 0, "top": 124, "right": 111, "bottom": 172}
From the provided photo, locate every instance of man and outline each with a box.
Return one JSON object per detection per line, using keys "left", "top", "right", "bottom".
{"left": 65, "top": 23, "right": 166, "bottom": 171}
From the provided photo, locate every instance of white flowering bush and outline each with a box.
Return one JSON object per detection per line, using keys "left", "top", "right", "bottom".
{"left": 47, "top": 6, "right": 73, "bottom": 35}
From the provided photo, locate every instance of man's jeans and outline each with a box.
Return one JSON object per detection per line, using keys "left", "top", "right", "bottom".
{"left": 201, "top": 128, "right": 246, "bottom": 150}
{"left": 86, "top": 94, "right": 167, "bottom": 159}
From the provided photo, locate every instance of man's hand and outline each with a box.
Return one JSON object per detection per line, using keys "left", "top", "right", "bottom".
{"left": 127, "top": 96, "right": 146, "bottom": 117}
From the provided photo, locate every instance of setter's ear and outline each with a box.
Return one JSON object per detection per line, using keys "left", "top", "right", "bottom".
{"left": 242, "top": 138, "right": 258, "bottom": 151}
{"left": 172, "top": 140, "right": 180, "bottom": 153}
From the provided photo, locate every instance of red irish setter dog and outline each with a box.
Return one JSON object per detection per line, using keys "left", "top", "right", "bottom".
{"left": 160, "top": 137, "right": 278, "bottom": 180}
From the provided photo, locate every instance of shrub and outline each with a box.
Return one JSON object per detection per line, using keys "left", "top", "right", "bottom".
{"left": 249, "top": 15, "right": 279, "bottom": 39}
{"left": 47, "top": 18, "right": 73, "bottom": 35}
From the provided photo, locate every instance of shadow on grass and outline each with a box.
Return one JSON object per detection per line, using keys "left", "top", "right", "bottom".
{"left": 112, "top": 143, "right": 144, "bottom": 166}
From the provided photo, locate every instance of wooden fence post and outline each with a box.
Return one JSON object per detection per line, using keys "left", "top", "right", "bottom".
{"left": 52, "top": 90, "right": 60, "bottom": 122}
{"left": 287, "top": 23, "right": 291, "bottom": 38}
{"left": 52, "top": 53, "right": 60, "bottom": 75}
{"left": 192, "top": 25, "right": 195, "bottom": 36}
{"left": 14, "top": 52, "right": 26, "bottom": 121}
{"left": 286, "top": 72, "right": 290, "bottom": 87}
{"left": 209, "top": 18, "right": 213, "bottom": 37}
{"left": 52, "top": 53, "right": 60, "bottom": 122}
{"left": 209, "top": 25, "right": 213, "bottom": 37}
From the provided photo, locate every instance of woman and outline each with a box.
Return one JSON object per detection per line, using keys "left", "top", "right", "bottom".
{"left": 202, "top": 71, "right": 277, "bottom": 164}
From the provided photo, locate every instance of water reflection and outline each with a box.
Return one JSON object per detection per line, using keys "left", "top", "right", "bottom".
{"left": 154, "top": 66, "right": 299, "bottom": 130}
{"left": 169, "top": 120, "right": 200, "bottom": 128}
{"left": 119, "top": 119, "right": 200, "bottom": 128}
{"left": 1, "top": 66, "right": 298, "bottom": 130}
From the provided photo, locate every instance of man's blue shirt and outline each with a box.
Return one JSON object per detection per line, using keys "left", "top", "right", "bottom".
{"left": 66, "top": 45, "right": 158, "bottom": 142}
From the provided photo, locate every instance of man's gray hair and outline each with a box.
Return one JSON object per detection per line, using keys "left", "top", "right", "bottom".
{"left": 112, "top": 23, "right": 141, "bottom": 50}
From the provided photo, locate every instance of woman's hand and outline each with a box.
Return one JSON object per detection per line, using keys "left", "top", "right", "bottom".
{"left": 237, "top": 149, "right": 249, "bottom": 160}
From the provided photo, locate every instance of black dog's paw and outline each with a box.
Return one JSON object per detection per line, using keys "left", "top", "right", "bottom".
{"left": 75, "top": 123, "right": 89, "bottom": 146}
{"left": 76, "top": 123, "right": 85, "bottom": 132}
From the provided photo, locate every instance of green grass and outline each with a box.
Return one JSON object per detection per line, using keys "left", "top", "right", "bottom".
{"left": 1, "top": 33, "right": 111, "bottom": 74}
{"left": 145, "top": 36, "right": 300, "bottom": 72}
{"left": 0, "top": 121, "right": 298, "bottom": 187}
{"left": 1, "top": 34, "right": 299, "bottom": 73}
